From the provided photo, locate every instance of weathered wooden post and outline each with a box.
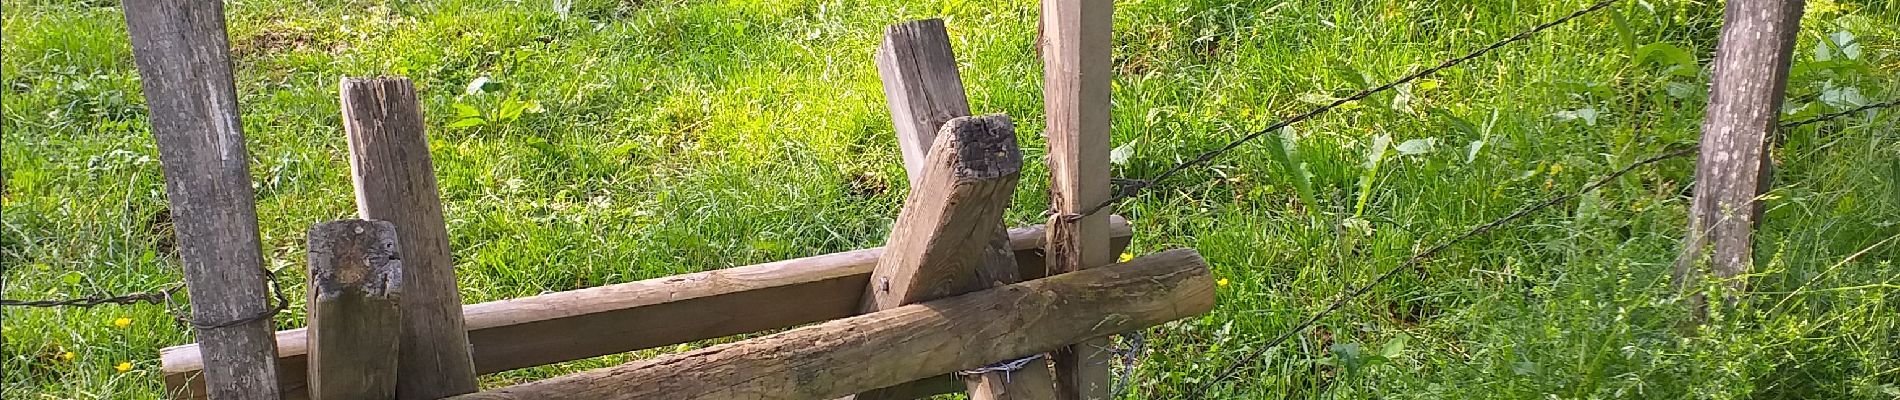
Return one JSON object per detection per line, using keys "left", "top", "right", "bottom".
{"left": 122, "top": 0, "right": 282, "bottom": 398}
{"left": 1041, "top": 0, "right": 1117, "bottom": 398}
{"left": 305, "top": 220, "right": 403, "bottom": 400}
{"left": 864, "top": 19, "right": 1060, "bottom": 400}
{"left": 340, "top": 77, "right": 481, "bottom": 397}
{"left": 1675, "top": 0, "right": 1805, "bottom": 316}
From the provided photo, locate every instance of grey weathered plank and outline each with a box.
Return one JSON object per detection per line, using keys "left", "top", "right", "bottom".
{"left": 121, "top": 0, "right": 282, "bottom": 398}
{"left": 876, "top": 18, "right": 974, "bottom": 181}
{"left": 306, "top": 220, "right": 403, "bottom": 400}
{"left": 1675, "top": 0, "right": 1805, "bottom": 314}
{"left": 448, "top": 249, "right": 1217, "bottom": 400}
{"left": 339, "top": 77, "right": 480, "bottom": 398}
{"left": 159, "top": 219, "right": 1132, "bottom": 399}
{"left": 1040, "top": 0, "right": 1118, "bottom": 398}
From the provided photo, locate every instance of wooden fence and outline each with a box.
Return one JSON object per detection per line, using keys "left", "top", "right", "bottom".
{"left": 131, "top": 0, "right": 1811, "bottom": 397}
{"left": 141, "top": 0, "right": 1211, "bottom": 395}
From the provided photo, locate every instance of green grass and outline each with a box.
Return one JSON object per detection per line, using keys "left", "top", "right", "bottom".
{"left": 4, "top": 0, "right": 1898, "bottom": 398}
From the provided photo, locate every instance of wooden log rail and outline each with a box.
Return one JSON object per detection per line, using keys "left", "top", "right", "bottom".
{"left": 449, "top": 249, "right": 1215, "bottom": 400}
{"left": 159, "top": 219, "right": 1132, "bottom": 399}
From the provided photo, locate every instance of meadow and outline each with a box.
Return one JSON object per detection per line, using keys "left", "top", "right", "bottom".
{"left": 3, "top": 0, "right": 1897, "bottom": 398}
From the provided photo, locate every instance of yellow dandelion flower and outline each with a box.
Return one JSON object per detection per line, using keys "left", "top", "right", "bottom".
{"left": 1118, "top": 253, "right": 1134, "bottom": 263}
{"left": 1217, "top": 278, "right": 1231, "bottom": 287}
{"left": 115, "top": 361, "right": 133, "bottom": 373}
{"left": 59, "top": 352, "right": 76, "bottom": 362}
{"left": 113, "top": 317, "right": 133, "bottom": 329}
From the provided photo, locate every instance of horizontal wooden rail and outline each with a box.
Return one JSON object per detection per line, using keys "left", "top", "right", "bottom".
{"left": 449, "top": 249, "right": 1215, "bottom": 400}
{"left": 159, "top": 218, "right": 1131, "bottom": 399}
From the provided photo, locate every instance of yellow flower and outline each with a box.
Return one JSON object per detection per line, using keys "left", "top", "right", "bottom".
{"left": 1118, "top": 253, "right": 1134, "bottom": 263}
{"left": 113, "top": 317, "right": 133, "bottom": 329}
{"left": 115, "top": 361, "right": 133, "bottom": 373}
{"left": 59, "top": 352, "right": 76, "bottom": 362}
{"left": 1217, "top": 278, "right": 1231, "bottom": 287}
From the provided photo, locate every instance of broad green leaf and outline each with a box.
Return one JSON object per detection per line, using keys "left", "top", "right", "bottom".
{"left": 1396, "top": 138, "right": 1436, "bottom": 155}
{"left": 465, "top": 76, "right": 494, "bottom": 95}
{"left": 1831, "top": 30, "right": 1860, "bottom": 60}
{"left": 1466, "top": 139, "right": 1486, "bottom": 164}
{"left": 1635, "top": 42, "right": 1697, "bottom": 77}
{"left": 1611, "top": 9, "right": 1636, "bottom": 61}
{"left": 1262, "top": 127, "right": 1318, "bottom": 212}
{"left": 525, "top": 136, "right": 558, "bottom": 154}
{"left": 446, "top": 117, "right": 486, "bottom": 128}
{"left": 453, "top": 103, "right": 482, "bottom": 118}
{"left": 1381, "top": 334, "right": 1410, "bottom": 358}
{"left": 1110, "top": 140, "right": 1136, "bottom": 165}
{"left": 1354, "top": 135, "right": 1391, "bottom": 217}
{"left": 498, "top": 98, "right": 526, "bottom": 122}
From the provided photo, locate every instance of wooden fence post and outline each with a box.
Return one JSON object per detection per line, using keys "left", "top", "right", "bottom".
{"left": 340, "top": 77, "right": 481, "bottom": 398}
{"left": 121, "top": 0, "right": 282, "bottom": 398}
{"left": 1675, "top": 0, "right": 1805, "bottom": 315}
{"left": 1041, "top": 0, "right": 1116, "bottom": 398}
{"left": 866, "top": 19, "right": 1060, "bottom": 400}
{"left": 306, "top": 220, "right": 403, "bottom": 400}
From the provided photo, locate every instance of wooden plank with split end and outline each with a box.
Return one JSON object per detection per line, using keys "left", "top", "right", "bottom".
{"left": 447, "top": 249, "right": 1216, "bottom": 400}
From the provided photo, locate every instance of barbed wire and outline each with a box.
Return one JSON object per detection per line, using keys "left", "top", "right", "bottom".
{"left": 1185, "top": 146, "right": 1693, "bottom": 397}
{"left": 1779, "top": 98, "right": 1899, "bottom": 129}
{"left": 1074, "top": 0, "right": 1625, "bottom": 219}
{"left": 1178, "top": 96, "right": 1896, "bottom": 394}
{"left": 2, "top": 266, "right": 290, "bottom": 330}
{"left": 0, "top": 283, "right": 183, "bottom": 308}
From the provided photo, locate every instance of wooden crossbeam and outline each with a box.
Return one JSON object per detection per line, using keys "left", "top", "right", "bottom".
{"left": 447, "top": 249, "right": 1216, "bottom": 400}
{"left": 159, "top": 220, "right": 1131, "bottom": 399}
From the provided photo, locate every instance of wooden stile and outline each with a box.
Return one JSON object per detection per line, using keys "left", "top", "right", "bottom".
{"left": 122, "top": 0, "right": 282, "bottom": 397}
{"left": 448, "top": 249, "right": 1216, "bottom": 400}
{"left": 159, "top": 220, "right": 1132, "bottom": 399}
{"left": 1041, "top": 0, "right": 1118, "bottom": 398}
{"left": 340, "top": 77, "right": 481, "bottom": 398}
{"left": 870, "top": 20, "right": 1061, "bottom": 399}
{"left": 859, "top": 115, "right": 1024, "bottom": 310}
{"left": 857, "top": 115, "right": 1062, "bottom": 400}
{"left": 305, "top": 220, "right": 403, "bottom": 400}
{"left": 1675, "top": 0, "right": 1805, "bottom": 316}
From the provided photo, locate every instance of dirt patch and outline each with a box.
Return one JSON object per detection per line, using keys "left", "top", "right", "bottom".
{"left": 231, "top": 25, "right": 337, "bottom": 59}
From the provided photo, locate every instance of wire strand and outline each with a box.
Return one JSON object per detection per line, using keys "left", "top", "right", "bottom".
{"left": 1188, "top": 147, "right": 1694, "bottom": 397}
{"left": 1075, "top": 0, "right": 1625, "bottom": 218}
